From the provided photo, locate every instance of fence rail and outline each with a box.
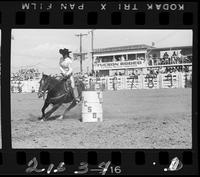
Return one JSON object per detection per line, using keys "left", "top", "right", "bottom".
{"left": 10, "top": 72, "right": 192, "bottom": 93}
{"left": 84, "top": 72, "right": 192, "bottom": 91}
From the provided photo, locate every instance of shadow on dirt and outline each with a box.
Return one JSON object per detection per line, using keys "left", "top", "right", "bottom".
{"left": 28, "top": 114, "right": 61, "bottom": 122}
{"left": 43, "top": 115, "right": 62, "bottom": 121}
{"left": 28, "top": 114, "right": 40, "bottom": 122}
{"left": 28, "top": 107, "right": 82, "bottom": 122}
{"left": 63, "top": 112, "right": 81, "bottom": 121}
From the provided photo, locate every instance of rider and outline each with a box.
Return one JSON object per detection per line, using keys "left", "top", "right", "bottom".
{"left": 59, "top": 48, "right": 80, "bottom": 103}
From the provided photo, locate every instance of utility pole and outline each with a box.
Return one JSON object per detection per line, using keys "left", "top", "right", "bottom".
{"left": 75, "top": 33, "right": 87, "bottom": 73}
{"left": 88, "top": 30, "right": 95, "bottom": 72}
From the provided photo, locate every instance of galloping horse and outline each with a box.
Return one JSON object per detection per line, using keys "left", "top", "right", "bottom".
{"left": 37, "top": 74, "right": 85, "bottom": 121}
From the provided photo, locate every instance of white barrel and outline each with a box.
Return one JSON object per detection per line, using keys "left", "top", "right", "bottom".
{"left": 82, "top": 91, "right": 103, "bottom": 103}
{"left": 81, "top": 91, "right": 103, "bottom": 122}
{"left": 82, "top": 102, "right": 103, "bottom": 114}
{"left": 82, "top": 112, "right": 103, "bottom": 122}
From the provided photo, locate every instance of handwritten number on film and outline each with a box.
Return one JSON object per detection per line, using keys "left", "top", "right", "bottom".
{"left": 74, "top": 162, "right": 89, "bottom": 174}
{"left": 26, "top": 157, "right": 45, "bottom": 173}
{"left": 26, "top": 157, "right": 65, "bottom": 174}
{"left": 26, "top": 158, "right": 121, "bottom": 174}
{"left": 75, "top": 161, "right": 121, "bottom": 175}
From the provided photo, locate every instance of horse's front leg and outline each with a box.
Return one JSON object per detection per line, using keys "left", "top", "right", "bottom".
{"left": 43, "top": 103, "right": 62, "bottom": 120}
{"left": 42, "top": 101, "right": 50, "bottom": 117}
{"left": 39, "top": 101, "right": 50, "bottom": 120}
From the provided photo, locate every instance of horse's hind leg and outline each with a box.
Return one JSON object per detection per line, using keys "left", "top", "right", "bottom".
{"left": 59, "top": 100, "right": 77, "bottom": 119}
{"left": 43, "top": 103, "right": 62, "bottom": 120}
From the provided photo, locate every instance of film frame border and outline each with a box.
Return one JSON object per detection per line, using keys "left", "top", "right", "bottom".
{"left": 0, "top": 0, "right": 199, "bottom": 175}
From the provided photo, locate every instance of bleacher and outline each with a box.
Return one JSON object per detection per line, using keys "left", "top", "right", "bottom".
{"left": 11, "top": 68, "right": 41, "bottom": 93}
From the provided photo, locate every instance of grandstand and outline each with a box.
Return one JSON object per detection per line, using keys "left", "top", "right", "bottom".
{"left": 93, "top": 44, "right": 192, "bottom": 77}
{"left": 11, "top": 67, "right": 41, "bottom": 93}
{"left": 10, "top": 44, "right": 192, "bottom": 93}
{"left": 11, "top": 68, "right": 40, "bottom": 81}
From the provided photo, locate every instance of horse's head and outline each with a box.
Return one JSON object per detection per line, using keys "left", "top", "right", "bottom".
{"left": 38, "top": 74, "right": 51, "bottom": 98}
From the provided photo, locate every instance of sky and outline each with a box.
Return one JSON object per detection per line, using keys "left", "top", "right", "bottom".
{"left": 11, "top": 29, "right": 193, "bottom": 74}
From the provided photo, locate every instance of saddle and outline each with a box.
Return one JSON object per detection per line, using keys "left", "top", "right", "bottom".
{"left": 61, "top": 74, "right": 81, "bottom": 101}
{"left": 62, "top": 77, "right": 72, "bottom": 93}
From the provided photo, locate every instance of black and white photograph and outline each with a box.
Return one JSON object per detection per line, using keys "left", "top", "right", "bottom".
{"left": 11, "top": 29, "right": 192, "bottom": 149}
{"left": 0, "top": 31, "right": 1, "bottom": 148}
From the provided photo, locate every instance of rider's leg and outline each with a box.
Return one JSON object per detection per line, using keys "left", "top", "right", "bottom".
{"left": 70, "top": 75, "right": 80, "bottom": 103}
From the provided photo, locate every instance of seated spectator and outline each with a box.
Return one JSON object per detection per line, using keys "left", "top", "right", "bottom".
{"left": 121, "top": 55, "right": 125, "bottom": 61}
{"left": 171, "top": 51, "right": 177, "bottom": 64}
{"left": 131, "top": 71, "right": 135, "bottom": 76}
{"left": 113, "top": 56, "right": 117, "bottom": 62}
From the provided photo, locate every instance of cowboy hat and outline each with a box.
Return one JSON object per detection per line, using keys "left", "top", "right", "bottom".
{"left": 59, "top": 48, "right": 72, "bottom": 56}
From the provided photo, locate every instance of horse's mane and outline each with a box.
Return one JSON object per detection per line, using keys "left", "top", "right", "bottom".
{"left": 48, "top": 75, "right": 61, "bottom": 84}
{"left": 42, "top": 74, "right": 59, "bottom": 84}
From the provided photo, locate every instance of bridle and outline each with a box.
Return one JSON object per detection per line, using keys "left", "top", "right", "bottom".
{"left": 38, "top": 77, "right": 50, "bottom": 97}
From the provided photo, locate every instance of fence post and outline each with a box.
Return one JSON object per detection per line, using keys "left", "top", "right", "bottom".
{"left": 158, "top": 74, "right": 162, "bottom": 89}
{"left": 141, "top": 75, "right": 144, "bottom": 89}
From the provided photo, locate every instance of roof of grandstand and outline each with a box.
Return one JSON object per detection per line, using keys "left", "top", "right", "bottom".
{"left": 148, "top": 45, "right": 192, "bottom": 51}
{"left": 93, "top": 44, "right": 155, "bottom": 54}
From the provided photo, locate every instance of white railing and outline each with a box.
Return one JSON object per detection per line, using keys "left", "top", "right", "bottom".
{"left": 83, "top": 72, "right": 192, "bottom": 91}
{"left": 11, "top": 79, "right": 40, "bottom": 93}
{"left": 10, "top": 72, "right": 192, "bottom": 93}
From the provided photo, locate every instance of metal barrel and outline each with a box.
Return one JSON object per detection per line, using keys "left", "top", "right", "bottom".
{"left": 81, "top": 91, "right": 103, "bottom": 122}
{"left": 82, "top": 113, "right": 103, "bottom": 122}
{"left": 82, "top": 91, "right": 103, "bottom": 103}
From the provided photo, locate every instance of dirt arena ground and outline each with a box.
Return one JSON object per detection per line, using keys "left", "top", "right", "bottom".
{"left": 11, "top": 88, "right": 192, "bottom": 149}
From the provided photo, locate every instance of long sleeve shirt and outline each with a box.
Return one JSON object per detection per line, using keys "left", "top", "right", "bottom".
{"left": 59, "top": 57, "right": 73, "bottom": 76}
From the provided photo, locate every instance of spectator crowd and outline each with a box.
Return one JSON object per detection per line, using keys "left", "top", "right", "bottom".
{"left": 148, "top": 51, "right": 192, "bottom": 66}
{"left": 11, "top": 68, "right": 40, "bottom": 81}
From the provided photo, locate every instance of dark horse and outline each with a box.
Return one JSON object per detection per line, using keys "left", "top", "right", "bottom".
{"left": 37, "top": 74, "right": 85, "bottom": 121}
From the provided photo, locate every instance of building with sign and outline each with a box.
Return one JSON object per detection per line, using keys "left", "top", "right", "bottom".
{"left": 93, "top": 44, "right": 154, "bottom": 76}
{"left": 146, "top": 45, "right": 192, "bottom": 66}
{"left": 93, "top": 44, "right": 192, "bottom": 76}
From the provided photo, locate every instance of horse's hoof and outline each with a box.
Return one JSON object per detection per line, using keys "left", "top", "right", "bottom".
{"left": 38, "top": 117, "right": 42, "bottom": 120}
{"left": 58, "top": 115, "right": 63, "bottom": 120}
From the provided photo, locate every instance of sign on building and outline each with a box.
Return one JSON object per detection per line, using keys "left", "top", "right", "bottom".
{"left": 160, "top": 50, "right": 181, "bottom": 58}
{"left": 94, "top": 60, "right": 147, "bottom": 70}
{"left": 73, "top": 53, "right": 88, "bottom": 60}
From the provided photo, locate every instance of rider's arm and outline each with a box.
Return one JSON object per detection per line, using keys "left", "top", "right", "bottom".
{"left": 65, "top": 58, "right": 73, "bottom": 75}
{"left": 60, "top": 65, "right": 66, "bottom": 75}
{"left": 65, "top": 67, "right": 73, "bottom": 76}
